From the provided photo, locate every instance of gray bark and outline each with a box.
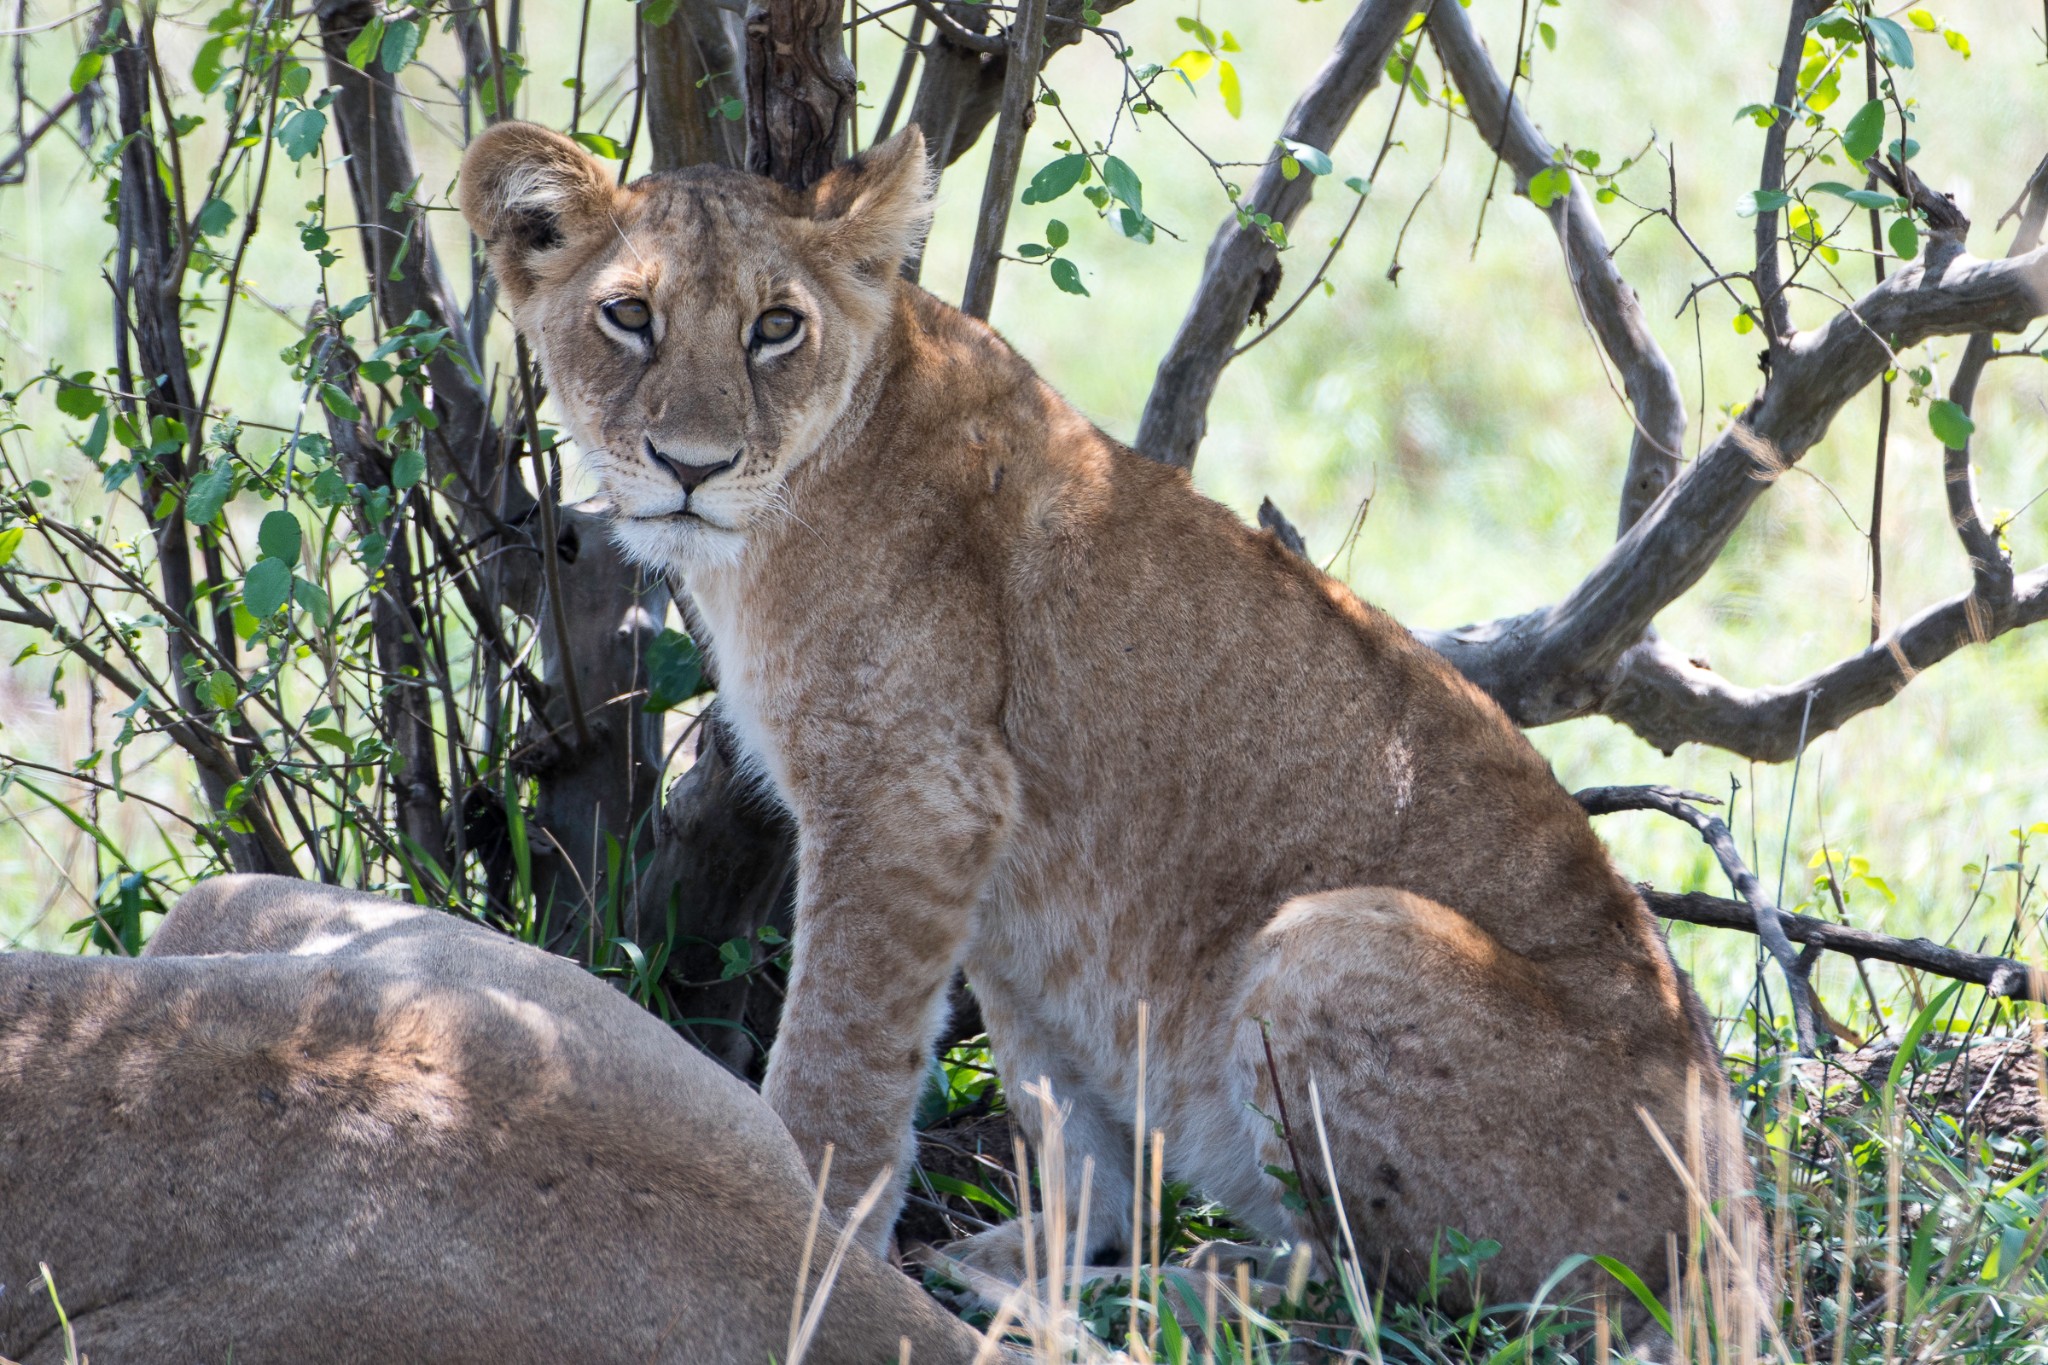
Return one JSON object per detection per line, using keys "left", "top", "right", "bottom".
{"left": 1135, "top": 0, "right": 1425, "bottom": 469}
{"left": 1426, "top": 1, "right": 1686, "bottom": 534}
{"left": 1416, "top": 239, "right": 2048, "bottom": 747}
{"left": 743, "top": 0, "right": 857, "bottom": 190}
{"left": 1640, "top": 886, "right": 2043, "bottom": 1003}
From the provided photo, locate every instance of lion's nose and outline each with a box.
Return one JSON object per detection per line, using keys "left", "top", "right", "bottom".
{"left": 646, "top": 440, "right": 738, "bottom": 493}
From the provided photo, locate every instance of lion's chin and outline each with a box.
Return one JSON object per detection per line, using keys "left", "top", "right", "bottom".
{"left": 605, "top": 511, "right": 747, "bottom": 573}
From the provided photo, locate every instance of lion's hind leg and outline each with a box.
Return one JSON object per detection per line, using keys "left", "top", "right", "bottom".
{"left": 1222, "top": 886, "right": 1697, "bottom": 1336}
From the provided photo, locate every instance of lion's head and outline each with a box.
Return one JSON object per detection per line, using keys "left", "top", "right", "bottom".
{"left": 459, "top": 123, "right": 933, "bottom": 567}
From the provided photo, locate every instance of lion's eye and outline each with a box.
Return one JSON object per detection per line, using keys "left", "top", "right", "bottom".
{"left": 603, "top": 298, "right": 653, "bottom": 333}
{"left": 752, "top": 307, "right": 803, "bottom": 348}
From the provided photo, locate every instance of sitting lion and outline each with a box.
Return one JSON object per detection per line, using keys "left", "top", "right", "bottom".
{"left": 0, "top": 876, "right": 983, "bottom": 1364}
{"left": 458, "top": 122, "right": 1753, "bottom": 1322}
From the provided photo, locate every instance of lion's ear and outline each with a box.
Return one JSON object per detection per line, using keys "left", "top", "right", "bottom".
{"left": 459, "top": 122, "right": 618, "bottom": 301}
{"left": 806, "top": 126, "right": 934, "bottom": 277}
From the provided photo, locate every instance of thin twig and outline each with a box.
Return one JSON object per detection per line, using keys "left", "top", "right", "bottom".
{"left": 1578, "top": 784, "right": 1822, "bottom": 1052}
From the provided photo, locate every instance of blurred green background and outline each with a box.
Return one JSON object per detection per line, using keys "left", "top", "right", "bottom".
{"left": 2, "top": 0, "right": 2044, "bottom": 1022}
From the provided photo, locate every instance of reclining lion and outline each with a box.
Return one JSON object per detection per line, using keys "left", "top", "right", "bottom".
{"left": 456, "top": 119, "right": 1754, "bottom": 1324}
{"left": 0, "top": 875, "right": 983, "bottom": 1364}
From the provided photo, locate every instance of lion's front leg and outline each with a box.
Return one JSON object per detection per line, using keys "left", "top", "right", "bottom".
{"left": 762, "top": 738, "right": 1017, "bottom": 1250}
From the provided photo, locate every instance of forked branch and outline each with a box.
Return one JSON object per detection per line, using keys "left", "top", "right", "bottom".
{"left": 1416, "top": 230, "right": 2048, "bottom": 740}
{"left": 1579, "top": 785, "right": 1822, "bottom": 1053}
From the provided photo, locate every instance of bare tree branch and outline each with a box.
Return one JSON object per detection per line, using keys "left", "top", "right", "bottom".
{"left": 1638, "top": 886, "right": 2044, "bottom": 1004}
{"left": 1597, "top": 567, "right": 2048, "bottom": 761}
{"left": 872, "top": 8, "right": 926, "bottom": 145}
{"left": 1753, "top": 1, "right": 1827, "bottom": 345}
{"left": 0, "top": 86, "right": 82, "bottom": 183}
{"left": 959, "top": 0, "right": 1046, "bottom": 319}
{"left": 1427, "top": 2, "right": 1685, "bottom": 533}
{"left": 1939, "top": 157, "right": 2046, "bottom": 637}
{"left": 1580, "top": 785, "right": 1822, "bottom": 1053}
{"left": 1136, "top": 0, "right": 1425, "bottom": 471}
{"left": 1416, "top": 237, "right": 2048, "bottom": 729}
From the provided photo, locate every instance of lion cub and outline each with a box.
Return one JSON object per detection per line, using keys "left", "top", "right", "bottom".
{"left": 461, "top": 122, "right": 1752, "bottom": 1318}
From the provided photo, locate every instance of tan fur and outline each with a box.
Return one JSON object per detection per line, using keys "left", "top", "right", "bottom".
{"left": 462, "top": 123, "right": 1756, "bottom": 1318}
{"left": 0, "top": 875, "right": 982, "bottom": 1364}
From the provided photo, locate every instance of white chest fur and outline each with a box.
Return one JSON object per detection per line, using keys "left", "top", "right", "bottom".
{"left": 680, "top": 565, "right": 794, "bottom": 802}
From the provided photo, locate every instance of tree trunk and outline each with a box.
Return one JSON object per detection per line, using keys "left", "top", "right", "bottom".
{"left": 742, "top": 0, "right": 855, "bottom": 190}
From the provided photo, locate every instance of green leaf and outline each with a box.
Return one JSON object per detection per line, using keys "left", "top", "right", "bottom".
{"left": 345, "top": 15, "right": 385, "bottom": 70}
{"left": 192, "top": 35, "right": 231, "bottom": 94}
{"left": 202, "top": 669, "right": 239, "bottom": 711}
{"left": 1867, "top": 15, "right": 1914, "bottom": 67}
{"left": 1888, "top": 215, "right": 1920, "bottom": 260}
{"left": 1538, "top": 20, "right": 1556, "bottom": 50}
{"left": 391, "top": 448, "right": 426, "bottom": 488}
{"left": 277, "top": 106, "right": 328, "bottom": 162}
{"left": 571, "top": 131, "right": 622, "bottom": 159}
{"left": 1906, "top": 7, "right": 1937, "bottom": 30}
{"left": 68, "top": 50, "right": 103, "bottom": 95}
{"left": 1044, "top": 218, "right": 1068, "bottom": 249}
{"left": 291, "top": 575, "right": 331, "bottom": 628}
{"left": 310, "top": 468, "right": 350, "bottom": 507}
{"left": 1100, "top": 156, "right": 1142, "bottom": 213}
{"left": 378, "top": 17, "right": 420, "bottom": 72}
{"left": 258, "top": 509, "right": 303, "bottom": 566}
{"left": 1735, "top": 188, "right": 1792, "bottom": 218}
{"left": 185, "top": 460, "right": 235, "bottom": 525}
{"left": 0, "top": 526, "right": 23, "bottom": 568}
{"left": 279, "top": 62, "right": 312, "bottom": 102}
{"left": 642, "top": 628, "right": 708, "bottom": 711}
{"left": 1020, "top": 154, "right": 1088, "bottom": 206}
{"left": 195, "top": 196, "right": 238, "bottom": 237}
{"left": 1810, "top": 181, "right": 1902, "bottom": 210}
{"left": 1840, "top": 98, "right": 1886, "bottom": 163}
{"left": 1886, "top": 980, "right": 1963, "bottom": 1094}
{"left": 55, "top": 380, "right": 103, "bottom": 420}
{"left": 1528, "top": 165, "right": 1572, "bottom": 209}
{"left": 1590, "top": 1255, "right": 1674, "bottom": 1337}
{"left": 1279, "top": 139, "right": 1333, "bottom": 178}
{"left": 639, "top": 0, "right": 680, "bottom": 26}
{"left": 1016, "top": 243, "right": 1047, "bottom": 258}
{"left": 243, "top": 557, "right": 292, "bottom": 617}
{"left": 1167, "top": 49, "right": 1213, "bottom": 82}
{"left": 319, "top": 383, "right": 360, "bottom": 420}
{"left": 1732, "top": 311, "right": 1755, "bottom": 335}
{"left": 1928, "top": 398, "right": 1975, "bottom": 450}
{"left": 1049, "top": 257, "right": 1088, "bottom": 296}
